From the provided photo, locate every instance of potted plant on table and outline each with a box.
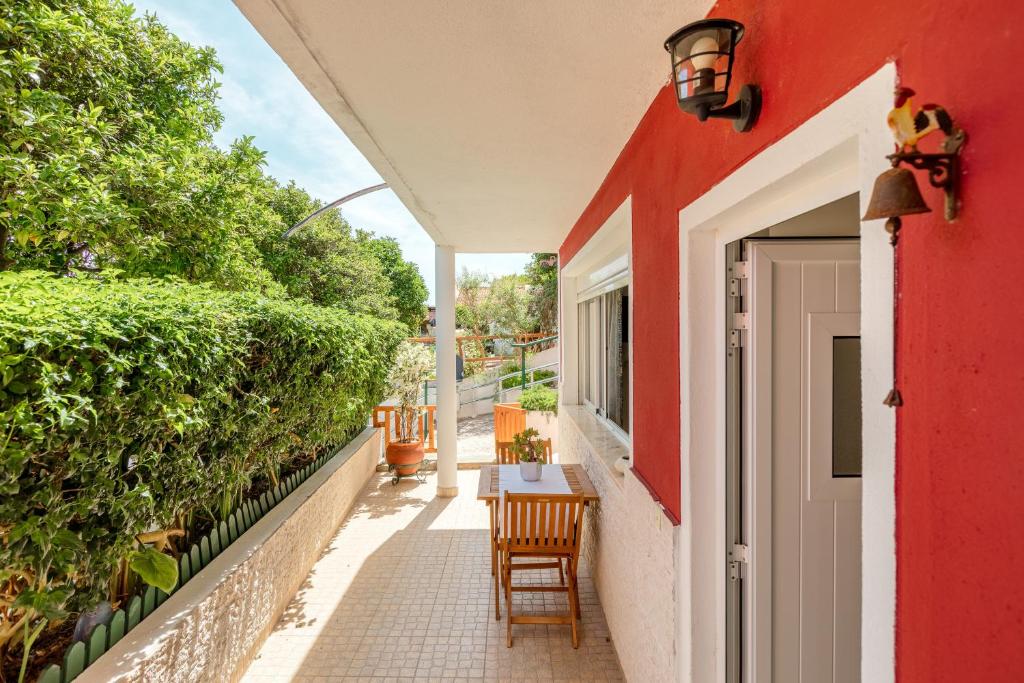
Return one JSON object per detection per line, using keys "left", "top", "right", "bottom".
{"left": 510, "top": 427, "right": 545, "bottom": 481}
{"left": 385, "top": 341, "right": 435, "bottom": 480}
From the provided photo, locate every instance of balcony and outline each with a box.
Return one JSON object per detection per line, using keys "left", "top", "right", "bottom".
{"left": 241, "top": 469, "right": 625, "bottom": 681}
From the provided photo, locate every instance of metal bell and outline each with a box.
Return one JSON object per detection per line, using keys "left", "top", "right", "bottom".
{"left": 862, "top": 166, "right": 931, "bottom": 220}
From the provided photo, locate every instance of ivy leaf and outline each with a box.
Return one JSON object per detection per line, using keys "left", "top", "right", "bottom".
{"left": 6, "top": 380, "right": 29, "bottom": 394}
{"left": 14, "top": 588, "right": 69, "bottom": 621}
{"left": 128, "top": 548, "right": 178, "bottom": 593}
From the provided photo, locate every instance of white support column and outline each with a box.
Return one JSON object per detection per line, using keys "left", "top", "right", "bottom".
{"left": 434, "top": 244, "right": 458, "bottom": 497}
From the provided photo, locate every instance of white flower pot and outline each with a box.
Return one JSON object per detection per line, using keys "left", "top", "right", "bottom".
{"left": 519, "top": 461, "right": 542, "bottom": 481}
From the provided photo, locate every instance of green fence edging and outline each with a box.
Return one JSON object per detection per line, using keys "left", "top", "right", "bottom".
{"left": 35, "top": 431, "right": 363, "bottom": 683}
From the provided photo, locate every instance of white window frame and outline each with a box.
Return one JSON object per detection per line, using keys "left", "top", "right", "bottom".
{"left": 560, "top": 197, "right": 633, "bottom": 451}
{"left": 576, "top": 284, "right": 630, "bottom": 439}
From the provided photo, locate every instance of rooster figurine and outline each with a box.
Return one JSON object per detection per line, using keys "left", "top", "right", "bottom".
{"left": 887, "top": 87, "right": 953, "bottom": 152}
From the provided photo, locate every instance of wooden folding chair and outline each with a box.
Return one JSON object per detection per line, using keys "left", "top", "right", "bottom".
{"left": 498, "top": 492, "right": 586, "bottom": 648}
{"left": 490, "top": 439, "right": 558, "bottom": 621}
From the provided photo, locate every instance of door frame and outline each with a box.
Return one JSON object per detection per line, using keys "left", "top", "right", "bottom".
{"left": 675, "top": 63, "right": 896, "bottom": 683}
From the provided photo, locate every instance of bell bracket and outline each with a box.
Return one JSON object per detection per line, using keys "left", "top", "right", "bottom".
{"left": 886, "top": 128, "right": 967, "bottom": 220}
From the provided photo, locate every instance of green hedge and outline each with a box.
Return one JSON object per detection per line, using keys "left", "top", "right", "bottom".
{"left": 0, "top": 272, "right": 404, "bottom": 621}
{"left": 500, "top": 368, "right": 556, "bottom": 390}
{"left": 519, "top": 386, "right": 558, "bottom": 414}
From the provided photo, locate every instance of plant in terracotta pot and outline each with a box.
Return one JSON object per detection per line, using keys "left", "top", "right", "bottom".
{"left": 385, "top": 341, "right": 435, "bottom": 481}
{"left": 510, "top": 428, "right": 545, "bottom": 481}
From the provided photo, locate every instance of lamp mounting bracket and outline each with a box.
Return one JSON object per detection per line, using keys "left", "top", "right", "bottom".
{"left": 696, "top": 84, "right": 762, "bottom": 132}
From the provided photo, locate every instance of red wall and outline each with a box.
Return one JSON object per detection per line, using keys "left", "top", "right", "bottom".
{"left": 559, "top": 0, "right": 1024, "bottom": 679}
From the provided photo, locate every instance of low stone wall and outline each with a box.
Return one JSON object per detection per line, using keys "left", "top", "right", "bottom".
{"left": 79, "top": 427, "right": 381, "bottom": 683}
{"left": 560, "top": 407, "right": 678, "bottom": 683}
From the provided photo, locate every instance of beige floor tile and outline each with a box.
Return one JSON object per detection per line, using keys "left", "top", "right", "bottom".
{"left": 241, "top": 470, "right": 623, "bottom": 682}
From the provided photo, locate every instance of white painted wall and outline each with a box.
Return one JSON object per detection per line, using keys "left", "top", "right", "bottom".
{"left": 560, "top": 407, "right": 677, "bottom": 682}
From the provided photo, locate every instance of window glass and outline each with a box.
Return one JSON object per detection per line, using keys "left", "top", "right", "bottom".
{"left": 588, "top": 298, "right": 602, "bottom": 409}
{"left": 832, "top": 336, "right": 862, "bottom": 477}
{"left": 577, "top": 302, "right": 589, "bottom": 403}
{"left": 576, "top": 286, "right": 630, "bottom": 436}
{"left": 606, "top": 288, "right": 629, "bottom": 433}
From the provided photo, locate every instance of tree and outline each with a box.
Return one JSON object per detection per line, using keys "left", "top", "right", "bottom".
{"left": 0, "top": 0, "right": 428, "bottom": 323}
{"left": 482, "top": 274, "right": 534, "bottom": 335}
{"left": 456, "top": 268, "right": 490, "bottom": 336}
{"left": 0, "top": 0, "right": 229, "bottom": 276}
{"left": 525, "top": 253, "right": 558, "bottom": 332}
{"left": 357, "top": 233, "right": 428, "bottom": 333}
{"left": 257, "top": 182, "right": 396, "bottom": 317}
{"left": 456, "top": 268, "right": 536, "bottom": 336}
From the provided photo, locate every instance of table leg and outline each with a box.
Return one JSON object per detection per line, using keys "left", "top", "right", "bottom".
{"left": 490, "top": 501, "right": 500, "bottom": 620}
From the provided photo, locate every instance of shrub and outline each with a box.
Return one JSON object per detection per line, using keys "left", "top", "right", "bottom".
{"left": 501, "top": 368, "right": 556, "bottom": 390}
{"left": 387, "top": 341, "right": 434, "bottom": 442}
{"left": 520, "top": 386, "right": 558, "bottom": 414}
{"left": 0, "top": 272, "right": 404, "bottom": 643}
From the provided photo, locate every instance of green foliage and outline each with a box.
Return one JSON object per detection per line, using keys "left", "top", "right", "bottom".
{"left": 0, "top": 1, "right": 428, "bottom": 323}
{"left": 0, "top": 0, "right": 227, "bottom": 275}
{"left": 0, "top": 271, "right": 404, "bottom": 623}
{"left": 0, "top": 2, "right": 424, "bottom": 674}
{"left": 258, "top": 184, "right": 397, "bottom": 317}
{"left": 509, "top": 428, "right": 543, "bottom": 463}
{"left": 501, "top": 369, "right": 556, "bottom": 390}
{"left": 525, "top": 254, "right": 558, "bottom": 332}
{"left": 386, "top": 341, "right": 434, "bottom": 442}
{"left": 455, "top": 269, "right": 490, "bottom": 335}
{"left": 519, "top": 386, "right": 558, "bottom": 414}
{"left": 483, "top": 274, "right": 534, "bottom": 335}
{"left": 456, "top": 268, "right": 536, "bottom": 336}
{"left": 357, "top": 234, "right": 428, "bottom": 333}
{"left": 127, "top": 549, "right": 177, "bottom": 594}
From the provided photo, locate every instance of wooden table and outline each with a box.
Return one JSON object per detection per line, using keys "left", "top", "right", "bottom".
{"left": 478, "top": 464, "right": 599, "bottom": 622}
{"left": 476, "top": 464, "right": 599, "bottom": 504}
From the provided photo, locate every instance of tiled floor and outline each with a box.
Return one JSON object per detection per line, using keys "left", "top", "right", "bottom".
{"left": 242, "top": 469, "right": 624, "bottom": 682}
{"left": 456, "top": 415, "right": 497, "bottom": 463}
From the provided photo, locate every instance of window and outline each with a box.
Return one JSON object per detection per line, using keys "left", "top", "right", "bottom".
{"left": 832, "top": 335, "right": 862, "bottom": 477}
{"left": 577, "top": 285, "right": 630, "bottom": 437}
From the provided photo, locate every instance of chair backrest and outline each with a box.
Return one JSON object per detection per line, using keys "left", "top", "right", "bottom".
{"left": 494, "top": 402, "right": 526, "bottom": 447}
{"left": 496, "top": 439, "right": 553, "bottom": 464}
{"left": 500, "top": 492, "right": 585, "bottom": 555}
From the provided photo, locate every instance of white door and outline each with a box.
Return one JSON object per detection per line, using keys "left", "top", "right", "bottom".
{"left": 741, "top": 240, "right": 862, "bottom": 683}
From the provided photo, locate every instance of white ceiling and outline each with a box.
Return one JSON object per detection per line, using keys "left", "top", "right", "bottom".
{"left": 235, "top": 0, "right": 714, "bottom": 252}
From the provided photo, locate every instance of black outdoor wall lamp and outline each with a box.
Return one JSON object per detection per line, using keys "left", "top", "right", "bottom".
{"left": 664, "top": 18, "right": 761, "bottom": 132}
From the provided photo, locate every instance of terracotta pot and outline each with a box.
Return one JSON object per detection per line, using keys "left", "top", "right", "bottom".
{"left": 386, "top": 440, "right": 424, "bottom": 476}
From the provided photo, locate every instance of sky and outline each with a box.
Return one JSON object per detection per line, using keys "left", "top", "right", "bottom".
{"left": 129, "top": 0, "right": 530, "bottom": 305}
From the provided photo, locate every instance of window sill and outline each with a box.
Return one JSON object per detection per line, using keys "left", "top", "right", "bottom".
{"left": 561, "top": 405, "right": 631, "bottom": 485}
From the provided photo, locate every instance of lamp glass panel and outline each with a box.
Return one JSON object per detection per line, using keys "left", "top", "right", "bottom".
{"left": 671, "top": 27, "right": 730, "bottom": 99}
